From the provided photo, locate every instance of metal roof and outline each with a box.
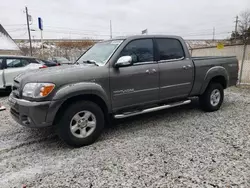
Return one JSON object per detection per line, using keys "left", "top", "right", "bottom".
{"left": 0, "top": 24, "right": 20, "bottom": 51}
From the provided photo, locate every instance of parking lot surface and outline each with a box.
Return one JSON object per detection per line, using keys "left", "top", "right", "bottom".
{"left": 0, "top": 87, "right": 250, "bottom": 188}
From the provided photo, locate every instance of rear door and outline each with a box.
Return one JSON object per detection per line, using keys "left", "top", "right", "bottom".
{"left": 110, "top": 38, "right": 159, "bottom": 111}
{"left": 155, "top": 38, "right": 194, "bottom": 101}
{"left": 4, "top": 58, "right": 32, "bottom": 87}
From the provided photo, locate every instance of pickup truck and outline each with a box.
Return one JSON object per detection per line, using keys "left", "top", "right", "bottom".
{"left": 8, "top": 35, "right": 238, "bottom": 147}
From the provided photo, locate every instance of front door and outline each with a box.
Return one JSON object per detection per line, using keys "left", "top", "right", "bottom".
{"left": 110, "top": 39, "right": 159, "bottom": 111}
{"left": 155, "top": 38, "right": 194, "bottom": 101}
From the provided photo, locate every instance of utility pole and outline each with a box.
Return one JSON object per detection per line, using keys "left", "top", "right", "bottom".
{"left": 239, "top": 41, "right": 247, "bottom": 84}
{"left": 110, "top": 20, "right": 112, "bottom": 39}
{"left": 212, "top": 27, "right": 215, "bottom": 41}
{"left": 234, "top": 15, "right": 239, "bottom": 42}
{"left": 25, "top": 6, "right": 32, "bottom": 56}
{"left": 41, "top": 29, "right": 44, "bottom": 57}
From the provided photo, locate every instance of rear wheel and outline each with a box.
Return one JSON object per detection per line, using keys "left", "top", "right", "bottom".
{"left": 199, "top": 83, "right": 224, "bottom": 112}
{"left": 56, "top": 101, "right": 105, "bottom": 147}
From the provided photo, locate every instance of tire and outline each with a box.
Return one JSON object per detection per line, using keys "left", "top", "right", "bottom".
{"left": 56, "top": 101, "right": 105, "bottom": 147}
{"left": 199, "top": 83, "right": 224, "bottom": 112}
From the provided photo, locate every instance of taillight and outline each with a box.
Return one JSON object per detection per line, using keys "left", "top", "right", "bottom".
{"left": 39, "top": 65, "right": 47, "bottom": 69}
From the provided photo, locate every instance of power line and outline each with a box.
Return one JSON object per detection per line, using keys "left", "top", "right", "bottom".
{"left": 5, "top": 21, "right": 234, "bottom": 37}
{"left": 43, "top": 25, "right": 138, "bottom": 35}
{"left": 44, "top": 24, "right": 234, "bottom": 34}
{"left": 14, "top": 31, "right": 28, "bottom": 38}
{"left": 7, "top": 28, "right": 26, "bottom": 32}
{"left": 43, "top": 30, "right": 111, "bottom": 37}
{"left": 3, "top": 24, "right": 26, "bottom": 27}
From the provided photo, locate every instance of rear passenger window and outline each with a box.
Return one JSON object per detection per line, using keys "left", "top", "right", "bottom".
{"left": 120, "top": 39, "right": 154, "bottom": 63}
{"left": 156, "top": 39, "right": 184, "bottom": 61}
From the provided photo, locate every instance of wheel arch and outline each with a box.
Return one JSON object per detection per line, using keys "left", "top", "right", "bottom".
{"left": 200, "top": 66, "right": 229, "bottom": 94}
{"left": 53, "top": 94, "right": 109, "bottom": 125}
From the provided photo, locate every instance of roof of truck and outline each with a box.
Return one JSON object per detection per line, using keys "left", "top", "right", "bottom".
{"left": 113, "top": 34, "right": 183, "bottom": 40}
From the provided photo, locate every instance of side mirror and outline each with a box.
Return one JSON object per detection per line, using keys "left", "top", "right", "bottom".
{"left": 115, "top": 56, "right": 133, "bottom": 68}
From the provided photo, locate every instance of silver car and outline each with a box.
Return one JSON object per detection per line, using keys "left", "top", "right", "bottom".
{"left": 0, "top": 55, "right": 47, "bottom": 90}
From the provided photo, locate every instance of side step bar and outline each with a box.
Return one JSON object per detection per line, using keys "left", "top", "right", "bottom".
{"left": 114, "top": 100, "right": 191, "bottom": 119}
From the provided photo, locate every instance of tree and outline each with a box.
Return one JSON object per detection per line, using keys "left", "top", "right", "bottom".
{"left": 231, "top": 10, "right": 250, "bottom": 43}
{"left": 238, "top": 10, "right": 250, "bottom": 43}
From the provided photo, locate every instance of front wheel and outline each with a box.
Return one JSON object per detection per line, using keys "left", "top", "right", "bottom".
{"left": 56, "top": 101, "right": 105, "bottom": 147}
{"left": 199, "top": 83, "right": 224, "bottom": 112}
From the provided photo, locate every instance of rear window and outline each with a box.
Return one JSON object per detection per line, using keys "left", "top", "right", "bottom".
{"left": 156, "top": 38, "right": 185, "bottom": 61}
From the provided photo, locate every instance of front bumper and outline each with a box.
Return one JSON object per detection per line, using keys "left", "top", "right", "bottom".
{"left": 8, "top": 93, "right": 54, "bottom": 128}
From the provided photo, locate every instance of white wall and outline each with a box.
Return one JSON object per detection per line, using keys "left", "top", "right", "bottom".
{"left": 192, "top": 45, "right": 250, "bottom": 84}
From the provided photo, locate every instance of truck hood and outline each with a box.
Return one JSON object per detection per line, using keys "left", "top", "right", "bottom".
{"left": 15, "top": 64, "right": 101, "bottom": 87}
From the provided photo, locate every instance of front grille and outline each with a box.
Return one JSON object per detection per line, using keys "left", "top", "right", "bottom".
{"left": 12, "top": 80, "right": 20, "bottom": 98}
{"left": 10, "top": 108, "right": 19, "bottom": 118}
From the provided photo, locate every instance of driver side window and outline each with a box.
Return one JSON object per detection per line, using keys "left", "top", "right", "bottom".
{"left": 120, "top": 39, "right": 154, "bottom": 64}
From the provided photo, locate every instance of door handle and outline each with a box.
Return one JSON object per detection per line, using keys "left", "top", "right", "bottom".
{"left": 183, "top": 65, "right": 192, "bottom": 70}
{"left": 182, "top": 65, "right": 188, "bottom": 70}
{"left": 146, "top": 70, "right": 150, "bottom": 74}
{"left": 152, "top": 69, "right": 156, "bottom": 73}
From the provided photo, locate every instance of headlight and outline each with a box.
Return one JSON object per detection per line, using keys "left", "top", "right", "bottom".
{"left": 22, "top": 83, "right": 55, "bottom": 98}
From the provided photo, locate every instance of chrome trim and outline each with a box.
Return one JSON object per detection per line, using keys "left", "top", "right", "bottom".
{"left": 158, "top": 57, "right": 185, "bottom": 63}
{"left": 115, "top": 56, "right": 132, "bottom": 67}
{"left": 133, "top": 61, "right": 157, "bottom": 65}
{"left": 161, "top": 82, "right": 191, "bottom": 89}
{"left": 113, "top": 87, "right": 158, "bottom": 96}
{"left": 228, "top": 64, "right": 237, "bottom": 67}
{"left": 114, "top": 100, "right": 191, "bottom": 119}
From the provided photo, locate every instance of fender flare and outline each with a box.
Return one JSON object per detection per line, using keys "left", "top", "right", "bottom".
{"left": 200, "top": 66, "right": 229, "bottom": 94}
{"left": 52, "top": 82, "right": 111, "bottom": 112}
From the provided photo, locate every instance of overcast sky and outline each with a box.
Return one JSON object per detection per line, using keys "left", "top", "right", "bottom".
{"left": 1, "top": 0, "right": 249, "bottom": 40}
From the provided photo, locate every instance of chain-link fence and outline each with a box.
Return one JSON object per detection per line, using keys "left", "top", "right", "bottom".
{"left": 18, "top": 40, "right": 93, "bottom": 63}
{"left": 191, "top": 44, "right": 250, "bottom": 85}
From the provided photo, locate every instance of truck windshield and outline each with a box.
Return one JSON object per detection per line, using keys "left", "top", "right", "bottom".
{"left": 76, "top": 40, "right": 123, "bottom": 66}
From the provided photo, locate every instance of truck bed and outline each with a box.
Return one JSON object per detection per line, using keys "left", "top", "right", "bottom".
{"left": 190, "top": 56, "right": 238, "bottom": 96}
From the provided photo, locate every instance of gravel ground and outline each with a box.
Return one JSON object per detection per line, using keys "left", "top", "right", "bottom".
{"left": 0, "top": 87, "right": 250, "bottom": 188}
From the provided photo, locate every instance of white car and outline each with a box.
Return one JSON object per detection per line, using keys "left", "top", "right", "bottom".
{"left": 0, "top": 55, "right": 47, "bottom": 90}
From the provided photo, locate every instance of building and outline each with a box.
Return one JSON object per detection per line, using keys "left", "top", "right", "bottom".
{"left": 0, "top": 24, "right": 21, "bottom": 55}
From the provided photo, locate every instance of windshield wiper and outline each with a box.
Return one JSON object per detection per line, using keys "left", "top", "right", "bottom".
{"left": 82, "top": 60, "right": 99, "bottom": 66}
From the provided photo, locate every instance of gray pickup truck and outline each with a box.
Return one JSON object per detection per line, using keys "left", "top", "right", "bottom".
{"left": 8, "top": 35, "right": 238, "bottom": 147}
